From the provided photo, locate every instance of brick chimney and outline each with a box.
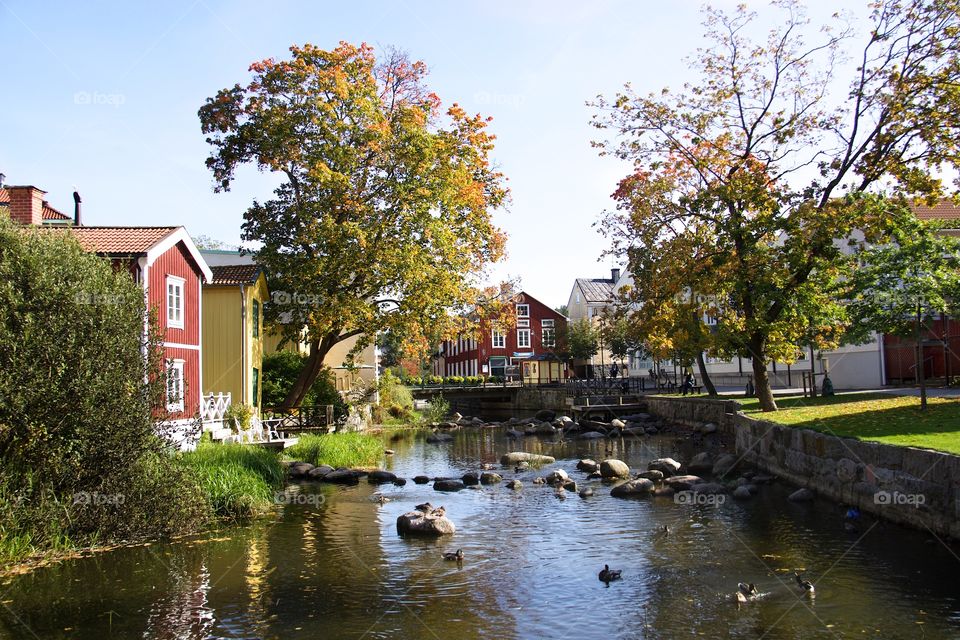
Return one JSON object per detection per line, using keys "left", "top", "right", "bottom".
{"left": 6, "top": 186, "right": 45, "bottom": 226}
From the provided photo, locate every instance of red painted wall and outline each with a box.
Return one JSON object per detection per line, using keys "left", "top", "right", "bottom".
{"left": 883, "top": 318, "right": 960, "bottom": 382}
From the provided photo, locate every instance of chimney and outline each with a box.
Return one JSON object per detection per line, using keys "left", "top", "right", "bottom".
{"left": 6, "top": 186, "right": 45, "bottom": 226}
{"left": 611, "top": 267, "right": 621, "bottom": 283}
{"left": 73, "top": 190, "right": 82, "bottom": 226}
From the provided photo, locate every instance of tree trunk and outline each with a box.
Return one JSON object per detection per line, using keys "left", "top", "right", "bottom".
{"left": 695, "top": 351, "right": 718, "bottom": 396}
{"left": 281, "top": 338, "right": 331, "bottom": 410}
{"left": 749, "top": 334, "right": 778, "bottom": 412}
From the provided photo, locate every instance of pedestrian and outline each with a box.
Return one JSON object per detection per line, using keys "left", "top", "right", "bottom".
{"left": 610, "top": 363, "right": 619, "bottom": 378}
{"left": 681, "top": 371, "right": 694, "bottom": 395}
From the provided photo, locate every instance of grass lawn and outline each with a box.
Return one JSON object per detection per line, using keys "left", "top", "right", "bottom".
{"left": 737, "top": 392, "right": 960, "bottom": 454}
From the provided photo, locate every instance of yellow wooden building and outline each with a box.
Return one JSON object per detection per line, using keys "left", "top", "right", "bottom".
{"left": 202, "top": 265, "right": 269, "bottom": 408}
{"left": 264, "top": 329, "right": 378, "bottom": 393}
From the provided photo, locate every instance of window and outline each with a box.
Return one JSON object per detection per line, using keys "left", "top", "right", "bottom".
{"left": 541, "top": 319, "right": 554, "bottom": 328}
{"left": 166, "top": 276, "right": 185, "bottom": 328}
{"left": 489, "top": 356, "right": 507, "bottom": 378}
{"left": 252, "top": 367, "right": 260, "bottom": 407}
{"left": 492, "top": 329, "right": 505, "bottom": 348}
{"left": 517, "top": 318, "right": 530, "bottom": 328}
{"left": 576, "top": 291, "right": 581, "bottom": 303}
{"left": 517, "top": 329, "right": 531, "bottom": 348}
{"left": 516, "top": 304, "right": 529, "bottom": 317}
{"left": 252, "top": 300, "right": 260, "bottom": 338}
{"left": 542, "top": 328, "right": 555, "bottom": 347}
{"left": 166, "top": 359, "right": 185, "bottom": 412}
{"left": 702, "top": 311, "right": 718, "bottom": 326}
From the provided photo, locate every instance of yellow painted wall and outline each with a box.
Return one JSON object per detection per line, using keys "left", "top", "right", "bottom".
{"left": 325, "top": 335, "right": 378, "bottom": 392}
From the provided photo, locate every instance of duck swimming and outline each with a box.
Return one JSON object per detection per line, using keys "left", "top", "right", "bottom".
{"left": 598, "top": 565, "right": 622, "bottom": 582}
{"left": 414, "top": 502, "right": 433, "bottom": 513}
{"left": 794, "top": 572, "right": 815, "bottom": 595}
{"left": 738, "top": 583, "right": 758, "bottom": 597}
{"left": 442, "top": 549, "right": 464, "bottom": 561}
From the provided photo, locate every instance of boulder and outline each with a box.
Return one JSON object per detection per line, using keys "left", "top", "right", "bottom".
{"left": 611, "top": 478, "right": 655, "bottom": 497}
{"left": 753, "top": 474, "right": 776, "bottom": 484}
{"left": 500, "top": 452, "right": 556, "bottom": 466}
{"left": 322, "top": 469, "right": 365, "bottom": 484}
{"left": 306, "top": 464, "right": 334, "bottom": 479}
{"left": 461, "top": 472, "right": 480, "bottom": 486}
{"left": 700, "top": 423, "right": 718, "bottom": 435}
{"left": 396, "top": 511, "right": 456, "bottom": 536}
{"left": 621, "top": 427, "right": 646, "bottom": 437}
{"left": 648, "top": 458, "right": 682, "bottom": 476}
{"left": 600, "top": 459, "right": 631, "bottom": 479}
{"left": 636, "top": 470, "right": 664, "bottom": 482}
{"left": 368, "top": 470, "right": 398, "bottom": 484}
{"left": 663, "top": 475, "right": 703, "bottom": 490}
{"left": 480, "top": 472, "right": 503, "bottom": 485}
{"left": 576, "top": 459, "right": 599, "bottom": 473}
{"left": 711, "top": 454, "right": 738, "bottom": 477}
{"left": 788, "top": 488, "right": 815, "bottom": 502}
{"left": 426, "top": 433, "right": 454, "bottom": 443}
{"left": 535, "top": 409, "right": 556, "bottom": 422}
{"left": 434, "top": 479, "right": 466, "bottom": 492}
{"left": 587, "top": 471, "right": 602, "bottom": 480}
{"left": 393, "top": 478, "right": 407, "bottom": 486}
{"left": 579, "top": 487, "right": 595, "bottom": 498}
{"left": 836, "top": 458, "right": 858, "bottom": 483}
{"left": 544, "top": 469, "right": 569, "bottom": 484}
{"left": 524, "top": 425, "right": 538, "bottom": 435}
{"left": 413, "top": 475, "right": 430, "bottom": 484}
{"left": 732, "top": 486, "right": 753, "bottom": 500}
{"left": 653, "top": 486, "right": 675, "bottom": 497}
{"left": 535, "top": 423, "right": 557, "bottom": 435}
{"left": 288, "top": 462, "right": 315, "bottom": 479}
{"left": 506, "top": 479, "right": 523, "bottom": 490}
{"left": 563, "top": 480, "right": 578, "bottom": 492}
{"left": 687, "top": 452, "right": 714, "bottom": 474}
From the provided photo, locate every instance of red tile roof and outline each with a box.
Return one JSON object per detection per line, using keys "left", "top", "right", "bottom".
{"left": 0, "top": 187, "right": 72, "bottom": 221}
{"left": 911, "top": 199, "right": 960, "bottom": 223}
{"left": 209, "top": 264, "right": 262, "bottom": 286}
{"left": 48, "top": 226, "right": 178, "bottom": 254}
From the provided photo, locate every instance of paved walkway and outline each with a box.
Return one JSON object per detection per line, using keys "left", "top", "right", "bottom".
{"left": 708, "top": 385, "right": 960, "bottom": 399}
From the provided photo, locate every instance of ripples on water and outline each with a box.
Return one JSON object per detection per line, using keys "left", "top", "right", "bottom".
{"left": 1, "top": 428, "right": 958, "bottom": 639}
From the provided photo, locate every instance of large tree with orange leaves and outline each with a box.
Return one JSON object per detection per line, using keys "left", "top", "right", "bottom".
{"left": 199, "top": 43, "right": 508, "bottom": 408}
{"left": 593, "top": 0, "right": 960, "bottom": 411}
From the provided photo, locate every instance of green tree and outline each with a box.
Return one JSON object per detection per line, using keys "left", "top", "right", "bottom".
{"left": 562, "top": 319, "right": 600, "bottom": 365}
{"left": 261, "top": 351, "right": 347, "bottom": 418}
{"left": 593, "top": 0, "right": 960, "bottom": 411}
{"left": 199, "top": 43, "right": 508, "bottom": 408}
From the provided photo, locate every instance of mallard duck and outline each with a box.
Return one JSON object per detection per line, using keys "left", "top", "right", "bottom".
{"left": 375, "top": 494, "right": 389, "bottom": 505}
{"left": 598, "top": 564, "right": 622, "bottom": 582}
{"left": 442, "top": 549, "right": 464, "bottom": 561}
{"left": 738, "top": 583, "right": 758, "bottom": 597}
{"left": 735, "top": 591, "right": 748, "bottom": 605}
{"left": 533, "top": 477, "right": 546, "bottom": 485}
{"left": 431, "top": 506, "right": 446, "bottom": 518}
{"left": 414, "top": 502, "right": 433, "bottom": 513}
{"left": 794, "top": 572, "right": 815, "bottom": 595}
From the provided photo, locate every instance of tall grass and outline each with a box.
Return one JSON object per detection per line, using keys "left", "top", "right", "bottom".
{"left": 284, "top": 432, "right": 383, "bottom": 468}
{"left": 180, "top": 443, "right": 284, "bottom": 520}
{"left": 0, "top": 482, "right": 76, "bottom": 567}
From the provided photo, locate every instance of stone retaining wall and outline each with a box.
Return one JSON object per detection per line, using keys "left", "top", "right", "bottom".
{"left": 735, "top": 414, "right": 960, "bottom": 539}
{"left": 643, "top": 396, "right": 740, "bottom": 433}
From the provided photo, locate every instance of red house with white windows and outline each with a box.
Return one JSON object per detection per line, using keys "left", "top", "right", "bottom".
{"left": 434, "top": 291, "right": 568, "bottom": 383}
{"left": 3, "top": 184, "right": 212, "bottom": 438}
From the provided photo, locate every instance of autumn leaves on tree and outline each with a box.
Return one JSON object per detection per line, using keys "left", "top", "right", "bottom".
{"left": 199, "top": 43, "right": 508, "bottom": 408}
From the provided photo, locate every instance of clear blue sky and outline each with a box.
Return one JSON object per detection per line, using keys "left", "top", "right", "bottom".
{"left": 0, "top": 0, "right": 863, "bottom": 308}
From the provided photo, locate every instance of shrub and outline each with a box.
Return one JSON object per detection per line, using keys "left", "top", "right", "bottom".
{"left": 284, "top": 433, "right": 382, "bottom": 468}
{"left": 421, "top": 395, "right": 450, "bottom": 424}
{"left": 429, "top": 375, "right": 444, "bottom": 385}
{"left": 224, "top": 402, "right": 254, "bottom": 433}
{"left": 261, "top": 352, "right": 347, "bottom": 418}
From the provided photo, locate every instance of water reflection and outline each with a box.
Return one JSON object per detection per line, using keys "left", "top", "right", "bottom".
{"left": 1, "top": 428, "right": 958, "bottom": 639}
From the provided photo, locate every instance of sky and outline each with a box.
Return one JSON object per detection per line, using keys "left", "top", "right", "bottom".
{"left": 1, "top": 0, "right": 869, "bottom": 309}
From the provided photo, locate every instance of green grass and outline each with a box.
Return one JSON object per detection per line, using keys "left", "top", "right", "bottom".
{"left": 284, "top": 432, "right": 383, "bottom": 468}
{"left": 738, "top": 392, "right": 960, "bottom": 454}
{"left": 180, "top": 442, "right": 284, "bottom": 519}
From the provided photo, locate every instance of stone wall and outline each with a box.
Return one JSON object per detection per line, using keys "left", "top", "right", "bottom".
{"left": 736, "top": 414, "right": 960, "bottom": 539}
{"left": 644, "top": 396, "right": 740, "bottom": 433}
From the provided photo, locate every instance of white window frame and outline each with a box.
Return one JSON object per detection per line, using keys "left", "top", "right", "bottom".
{"left": 516, "top": 304, "right": 529, "bottom": 318}
{"left": 166, "top": 359, "right": 185, "bottom": 412}
{"left": 166, "top": 275, "right": 185, "bottom": 329}
{"left": 492, "top": 329, "right": 505, "bottom": 348}
{"left": 542, "top": 327, "right": 555, "bottom": 348}
{"left": 541, "top": 319, "right": 555, "bottom": 328}
{"left": 517, "top": 329, "right": 531, "bottom": 349}
{"left": 517, "top": 318, "right": 530, "bottom": 328}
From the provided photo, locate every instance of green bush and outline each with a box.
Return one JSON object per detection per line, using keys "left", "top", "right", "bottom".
{"left": 261, "top": 351, "right": 347, "bottom": 418}
{"left": 429, "top": 375, "right": 443, "bottom": 385}
{"left": 180, "top": 442, "right": 284, "bottom": 519}
{"left": 421, "top": 395, "right": 450, "bottom": 424}
{"left": 284, "top": 433, "right": 382, "bottom": 468}
{"left": 224, "top": 402, "right": 254, "bottom": 433}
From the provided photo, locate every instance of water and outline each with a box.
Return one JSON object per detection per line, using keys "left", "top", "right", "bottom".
{"left": 1, "top": 428, "right": 959, "bottom": 639}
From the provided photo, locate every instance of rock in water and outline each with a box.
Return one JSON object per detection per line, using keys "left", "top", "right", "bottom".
{"left": 711, "top": 454, "right": 738, "bottom": 477}
{"left": 322, "top": 469, "right": 365, "bottom": 484}
{"left": 686, "top": 452, "right": 714, "bottom": 474}
{"left": 544, "top": 469, "right": 569, "bottom": 484}
{"left": 506, "top": 479, "right": 523, "bottom": 490}
{"left": 434, "top": 479, "right": 466, "bottom": 492}
{"left": 662, "top": 475, "right": 702, "bottom": 490}
{"left": 413, "top": 475, "right": 430, "bottom": 484}
{"left": 610, "top": 478, "right": 655, "bottom": 497}
{"left": 288, "top": 462, "right": 316, "bottom": 479}
{"left": 579, "top": 487, "right": 594, "bottom": 498}
{"left": 367, "top": 470, "right": 398, "bottom": 484}
{"left": 480, "top": 472, "right": 503, "bottom": 485}
{"left": 600, "top": 459, "right": 630, "bottom": 479}
{"left": 461, "top": 472, "right": 480, "bottom": 486}
{"left": 307, "top": 465, "right": 334, "bottom": 479}
{"left": 577, "top": 459, "right": 599, "bottom": 473}
{"left": 396, "top": 511, "right": 456, "bottom": 536}
{"left": 648, "top": 458, "right": 682, "bottom": 476}
{"left": 500, "top": 452, "right": 556, "bottom": 466}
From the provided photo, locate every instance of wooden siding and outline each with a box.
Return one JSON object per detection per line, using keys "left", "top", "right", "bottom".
{"left": 164, "top": 346, "right": 200, "bottom": 420}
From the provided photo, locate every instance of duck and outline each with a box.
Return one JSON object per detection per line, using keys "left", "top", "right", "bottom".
{"left": 414, "top": 502, "right": 433, "bottom": 513}
{"left": 660, "top": 525, "right": 670, "bottom": 535}
{"left": 794, "top": 572, "right": 815, "bottom": 595}
{"left": 374, "top": 494, "right": 390, "bottom": 505}
{"left": 735, "top": 591, "right": 749, "bottom": 605}
{"left": 442, "top": 549, "right": 464, "bottom": 561}
{"left": 533, "top": 477, "right": 546, "bottom": 485}
{"left": 599, "top": 564, "right": 622, "bottom": 582}
{"left": 431, "top": 506, "right": 446, "bottom": 518}
{"left": 738, "top": 582, "right": 758, "bottom": 597}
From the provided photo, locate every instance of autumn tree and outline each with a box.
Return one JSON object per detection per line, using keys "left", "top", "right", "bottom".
{"left": 593, "top": 0, "right": 960, "bottom": 411}
{"left": 199, "top": 43, "right": 508, "bottom": 408}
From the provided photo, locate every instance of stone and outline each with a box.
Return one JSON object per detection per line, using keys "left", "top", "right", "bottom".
{"left": 384, "top": 449, "right": 395, "bottom": 455}
{"left": 752, "top": 474, "right": 776, "bottom": 484}
{"left": 587, "top": 471, "right": 602, "bottom": 480}
{"left": 563, "top": 480, "right": 578, "bottom": 492}
{"left": 434, "top": 479, "right": 466, "bottom": 492}
{"left": 836, "top": 458, "right": 858, "bottom": 483}
{"left": 544, "top": 469, "right": 569, "bottom": 484}
{"left": 524, "top": 425, "right": 538, "bottom": 435}
{"left": 577, "top": 459, "right": 599, "bottom": 473}
{"left": 579, "top": 487, "right": 594, "bottom": 498}
{"left": 535, "top": 409, "right": 556, "bottom": 421}
{"left": 288, "top": 462, "right": 315, "bottom": 479}
{"left": 663, "top": 475, "right": 703, "bottom": 490}
{"left": 553, "top": 416, "right": 574, "bottom": 428}
{"left": 322, "top": 469, "right": 365, "bottom": 484}
{"left": 611, "top": 419, "right": 626, "bottom": 429}
{"left": 506, "top": 479, "right": 523, "bottom": 490}
{"left": 653, "top": 486, "right": 675, "bottom": 497}
{"left": 480, "top": 472, "right": 503, "bottom": 485}
{"left": 506, "top": 428, "right": 524, "bottom": 439}
{"left": 461, "top": 472, "right": 480, "bottom": 486}
{"left": 636, "top": 470, "right": 664, "bottom": 482}
{"left": 396, "top": 511, "right": 456, "bottom": 536}
{"left": 393, "top": 478, "right": 407, "bottom": 487}
{"left": 732, "top": 486, "right": 753, "bottom": 499}
{"left": 788, "top": 487, "right": 815, "bottom": 502}
{"left": 368, "top": 470, "right": 398, "bottom": 484}
{"left": 306, "top": 464, "right": 334, "bottom": 479}
{"left": 413, "top": 475, "right": 430, "bottom": 484}
{"left": 500, "top": 452, "right": 556, "bottom": 466}
{"left": 426, "top": 433, "right": 454, "bottom": 443}
{"left": 600, "top": 459, "right": 631, "bottom": 479}
{"left": 611, "top": 478, "right": 655, "bottom": 497}
{"left": 687, "top": 452, "right": 714, "bottom": 474}
{"left": 580, "top": 419, "right": 609, "bottom": 431}
{"left": 712, "top": 454, "right": 738, "bottom": 477}
{"left": 648, "top": 458, "right": 682, "bottom": 476}
{"left": 535, "top": 423, "right": 557, "bottom": 435}
{"left": 621, "top": 427, "right": 646, "bottom": 437}
{"left": 701, "top": 423, "right": 718, "bottom": 434}
{"left": 580, "top": 431, "right": 606, "bottom": 439}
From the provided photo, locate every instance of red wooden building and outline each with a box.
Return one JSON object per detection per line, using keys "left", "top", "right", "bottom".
{"left": 434, "top": 292, "right": 568, "bottom": 383}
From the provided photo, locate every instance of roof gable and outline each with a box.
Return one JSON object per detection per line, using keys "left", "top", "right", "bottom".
{"left": 575, "top": 278, "right": 614, "bottom": 303}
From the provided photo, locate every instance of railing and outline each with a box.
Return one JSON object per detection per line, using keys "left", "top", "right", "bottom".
{"left": 201, "top": 392, "right": 231, "bottom": 425}
{"left": 262, "top": 404, "right": 336, "bottom": 432}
